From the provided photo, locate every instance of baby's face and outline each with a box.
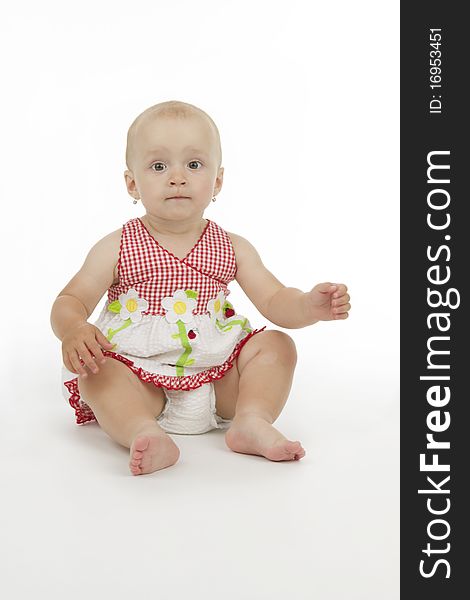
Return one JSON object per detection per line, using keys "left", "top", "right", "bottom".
{"left": 125, "top": 115, "right": 223, "bottom": 222}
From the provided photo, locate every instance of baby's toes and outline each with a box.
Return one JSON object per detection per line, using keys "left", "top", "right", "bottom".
{"left": 129, "top": 448, "right": 144, "bottom": 475}
{"left": 129, "top": 458, "right": 142, "bottom": 474}
{"left": 285, "top": 441, "right": 303, "bottom": 457}
{"left": 281, "top": 441, "right": 306, "bottom": 461}
{"left": 265, "top": 439, "right": 303, "bottom": 462}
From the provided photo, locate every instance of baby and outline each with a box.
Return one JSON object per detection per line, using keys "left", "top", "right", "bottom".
{"left": 50, "top": 100, "right": 351, "bottom": 476}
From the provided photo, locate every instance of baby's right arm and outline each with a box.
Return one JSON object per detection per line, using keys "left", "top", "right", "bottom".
{"left": 50, "top": 228, "right": 122, "bottom": 378}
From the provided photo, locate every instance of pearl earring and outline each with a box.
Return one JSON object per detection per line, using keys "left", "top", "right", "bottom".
{"left": 133, "top": 199, "right": 138, "bottom": 204}
{"left": 211, "top": 196, "right": 217, "bottom": 203}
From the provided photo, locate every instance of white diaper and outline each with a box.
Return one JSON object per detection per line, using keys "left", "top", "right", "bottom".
{"left": 156, "top": 382, "right": 232, "bottom": 435}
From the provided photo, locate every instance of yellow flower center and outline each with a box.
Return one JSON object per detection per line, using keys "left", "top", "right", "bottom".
{"left": 214, "top": 300, "right": 221, "bottom": 313}
{"left": 125, "top": 298, "right": 138, "bottom": 312}
{"left": 174, "top": 301, "right": 187, "bottom": 315}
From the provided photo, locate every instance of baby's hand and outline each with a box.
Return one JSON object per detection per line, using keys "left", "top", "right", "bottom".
{"left": 62, "top": 322, "right": 115, "bottom": 377}
{"left": 306, "top": 283, "right": 351, "bottom": 322}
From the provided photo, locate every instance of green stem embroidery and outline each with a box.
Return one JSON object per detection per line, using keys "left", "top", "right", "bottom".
{"left": 106, "top": 318, "right": 132, "bottom": 346}
{"left": 171, "top": 320, "right": 195, "bottom": 377}
{"left": 216, "top": 318, "right": 252, "bottom": 334}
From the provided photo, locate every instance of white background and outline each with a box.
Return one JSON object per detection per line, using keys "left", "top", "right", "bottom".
{"left": 1, "top": 1, "right": 399, "bottom": 599}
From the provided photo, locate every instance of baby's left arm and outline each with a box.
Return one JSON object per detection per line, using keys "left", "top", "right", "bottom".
{"left": 229, "top": 233, "right": 350, "bottom": 328}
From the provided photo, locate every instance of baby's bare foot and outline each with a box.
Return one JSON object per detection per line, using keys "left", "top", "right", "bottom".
{"left": 225, "top": 415, "right": 306, "bottom": 462}
{"left": 129, "top": 426, "right": 180, "bottom": 476}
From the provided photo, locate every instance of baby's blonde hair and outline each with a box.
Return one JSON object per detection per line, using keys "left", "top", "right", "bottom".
{"left": 125, "top": 100, "right": 222, "bottom": 170}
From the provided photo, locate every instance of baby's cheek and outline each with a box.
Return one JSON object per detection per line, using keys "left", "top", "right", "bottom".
{"left": 201, "top": 179, "right": 216, "bottom": 194}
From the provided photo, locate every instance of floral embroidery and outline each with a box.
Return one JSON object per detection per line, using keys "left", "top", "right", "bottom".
{"left": 163, "top": 290, "right": 199, "bottom": 376}
{"left": 207, "top": 292, "right": 226, "bottom": 321}
{"left": 118, "top": 289, "right": 149, "bottom": 322}
{"left": 207, "top": 293, "right": 252, "bottom": 334}
{"left": 106, "top": 289, "right": 149, "bottom": 347}
{"left": 107, "top": 289, "right": 149, "bottom": 323}
{"left": 162, "top": 290, "right": 197, "bottom": 324}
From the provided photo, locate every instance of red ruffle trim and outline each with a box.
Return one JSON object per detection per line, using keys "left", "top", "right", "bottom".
{"left": 64, "top": 327, "right": 266, "bottom": 425}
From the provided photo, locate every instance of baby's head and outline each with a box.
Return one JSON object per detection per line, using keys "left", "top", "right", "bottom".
{"left": 124, "top": 101, "right": 224, "bottom": 220}
{"left": 126, "top": 100, "right": 222, "bottom": 171}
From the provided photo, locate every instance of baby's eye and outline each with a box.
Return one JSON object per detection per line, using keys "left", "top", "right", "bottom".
{"left": 151, "top": 162, "right": 166, "bottom": 172}
{"left": 188, "top": 160, "right": 202, "bottom": 170}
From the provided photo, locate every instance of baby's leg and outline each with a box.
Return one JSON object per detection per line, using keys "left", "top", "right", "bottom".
{"left": 215, "top": 330, "right": 305, "bottom": 461}
{"left": 78, "top": 359, "right": 179, "bottom": 475}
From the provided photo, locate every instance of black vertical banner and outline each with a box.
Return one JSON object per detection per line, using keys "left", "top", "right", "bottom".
{"left": 401, "top": 2, "right": 468, "bottom": 598}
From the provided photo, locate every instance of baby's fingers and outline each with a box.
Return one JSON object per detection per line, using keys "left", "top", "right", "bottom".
{"left": 332, "top": 284, "right": 348, "bottom": 299}
{"left": 87, "top": 337, "right": 108, "bottom": 365}
{"left": 332, "top": 292, "right": 350, "bottom": 307}
{"left": 333, "top": 301, "right": 351, "bottom": 316}
{"left": 96, "top": 330, "right": 115, "bottom": 351}
{"left": 62, "top": 352, "right": 76, "bottom": 375}
{"left": 67, "top": 350, "right": 89, "bottom": 377}
{"left": 77, "top": 342, "right": 100, "bottom": 374}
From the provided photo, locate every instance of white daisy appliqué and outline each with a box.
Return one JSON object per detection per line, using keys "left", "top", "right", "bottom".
{"left": 117, "top": 289, "right": 149, "bottom": 323}
{"left": 207, "top": 292, "right": 226, "bottom": 321}
{"left": 162, "top": 290, "right": 197, "bottom": 324}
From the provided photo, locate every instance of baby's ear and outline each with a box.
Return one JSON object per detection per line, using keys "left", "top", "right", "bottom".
{"left": 124, "top": 170, "right": 138, "bottom": 197}
{"left": 215, "top": 166, "right": 224, "bottom": 193}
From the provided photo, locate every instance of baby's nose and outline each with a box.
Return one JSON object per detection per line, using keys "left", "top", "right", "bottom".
{"left": 168, "top": 166, "right": 187, "bottom": 184}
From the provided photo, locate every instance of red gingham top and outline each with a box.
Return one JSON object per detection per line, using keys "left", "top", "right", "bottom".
{"left": 109, "top": 218, "right": 237, "bottom": 313}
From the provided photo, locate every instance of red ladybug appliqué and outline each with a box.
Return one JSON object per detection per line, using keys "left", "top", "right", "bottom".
{"left": 188, "top": 330, "right": 197, "bottom": 340}
{"left": 224, "top": 308, "right": 235, "bottom": 318}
